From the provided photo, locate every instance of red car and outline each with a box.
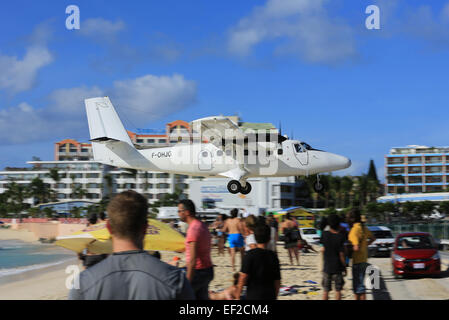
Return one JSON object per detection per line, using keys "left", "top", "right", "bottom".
{"left": 392, "top": 232, "right": 441, "bottom": 278}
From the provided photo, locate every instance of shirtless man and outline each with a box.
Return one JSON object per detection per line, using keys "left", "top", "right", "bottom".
{"left": 222, "top": 208, "right": 245, "bottom": 271}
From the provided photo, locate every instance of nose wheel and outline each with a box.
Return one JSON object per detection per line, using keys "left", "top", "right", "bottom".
{"left": 313, "top": 175, "right": 324, "bottom": 192}
{"left": 227, "top": 180, "right": 252, "bottom": 194}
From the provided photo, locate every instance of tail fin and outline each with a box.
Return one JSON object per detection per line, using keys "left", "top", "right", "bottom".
{"left": 85, "top": 97, "right": 133, "bottom": 146}
{"left": 85, "top": 97, "right": 150, "bottom": 169}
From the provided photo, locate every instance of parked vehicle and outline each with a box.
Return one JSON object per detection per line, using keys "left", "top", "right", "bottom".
{"left": 368, "top": 226, "right": 395, "bottom": 257}
{"left": 299, "top": 228, "right": 321, "bottom": 245}
{"left": 392, "top": 232, "right": 441, "bottom": 278}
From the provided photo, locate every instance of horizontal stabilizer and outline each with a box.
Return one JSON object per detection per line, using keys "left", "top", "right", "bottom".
{"left": 89, "top": 137, "right": 120, "bottom": 143}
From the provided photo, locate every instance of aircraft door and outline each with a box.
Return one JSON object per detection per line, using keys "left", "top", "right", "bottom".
{"left": 198, "top": 150, "right": 213, "bottom": 171}
{"left": 293, "top": 142, "right": 308, "bottom": 165}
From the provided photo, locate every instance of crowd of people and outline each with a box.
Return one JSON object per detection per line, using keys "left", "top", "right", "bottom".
{"left": 69, "top": 190, "right": 375, "bottom": 301}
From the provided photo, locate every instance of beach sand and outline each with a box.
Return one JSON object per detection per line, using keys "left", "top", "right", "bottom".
{"left": 161, "top": 245, "right": 354, "bottom": 301}
{"left": 0, "top": 242, "right": 354, "bottom": 300}
{"left": 0, "top": 258, "right": 79, "bottom": 300}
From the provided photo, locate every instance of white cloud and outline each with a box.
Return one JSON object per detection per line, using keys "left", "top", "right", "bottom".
{"left": 0, "top": 22, "right": 54, "bottom": 95}
{"left": 79, "top": 18, "right": 125, "bottom": 43}
{"left": 110, "top": 74, "right": 197, "bottom": 125}
{"left": 0, "top": 74, "right": 197, "bottom": 145}
{"left": 46, "top": 86, "right": 104, "bottom": 118}
{"left": 0, "top": 46, "right": 53, "bottom": 95}
{"left": 227, "top": 0, "right": 357, "bottom": 64}
{"left": 0, "top": 103, "right": 50, "bottom": 144}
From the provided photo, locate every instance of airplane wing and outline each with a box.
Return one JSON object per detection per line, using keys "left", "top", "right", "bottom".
{"left": 190, "top": 116, "right": 246, "bottom": 147}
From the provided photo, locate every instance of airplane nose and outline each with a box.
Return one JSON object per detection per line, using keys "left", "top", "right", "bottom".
{"left": 343, "top": 157, "right": 352, "bottom": 169}
{"left": 334, "top": 154, "right": 351, "bottom": 170}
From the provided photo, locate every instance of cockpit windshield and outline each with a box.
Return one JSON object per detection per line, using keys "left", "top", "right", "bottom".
{"left": 294, "top": 143, "right": 305, "bottom": 153}
{"left": 301, "top": 142, "right": 313, "bottom": 150}
{"left": 294, "top": 142, "right": 313, "bottom": 153}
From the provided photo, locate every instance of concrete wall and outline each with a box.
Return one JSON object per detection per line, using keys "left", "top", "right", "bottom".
{"left": 16, "top": 222, "right": 86, "bottom": 239}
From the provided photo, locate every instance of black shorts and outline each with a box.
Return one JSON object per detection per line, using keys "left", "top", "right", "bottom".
{"left": 322, "top": 272, "right": 344, "bottom": 292}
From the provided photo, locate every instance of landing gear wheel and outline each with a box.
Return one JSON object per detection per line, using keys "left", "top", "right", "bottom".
{"left": 227, "top": 180, "right": 241, "bottom": 194}
{"left": 240, "top": 182, "right": 252, "bottom": 195}
{"left": 314, "top": 181, "right": 323, "bottom": 193}
{"left": 313, "top": 174, "right": 323, "bottom": 192}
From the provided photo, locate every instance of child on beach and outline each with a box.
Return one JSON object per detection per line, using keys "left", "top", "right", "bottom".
{"left": 209, "top": 273, "right": 241, "bottom": 300}
{"left": 236, "top": 223, "right": 281, "bottom": 300}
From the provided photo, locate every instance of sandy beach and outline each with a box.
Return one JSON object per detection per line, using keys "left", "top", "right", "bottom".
{"left": 0, "top": 231, "right": 354, "bottom": 300}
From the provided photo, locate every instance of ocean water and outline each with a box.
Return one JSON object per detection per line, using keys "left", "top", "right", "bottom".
{"left": 0, "top": 240, "right": 75, "bottom": 278}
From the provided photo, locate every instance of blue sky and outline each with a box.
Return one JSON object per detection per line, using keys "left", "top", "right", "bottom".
{"left": 1, "top": 0, "right": 449, "bottom": 181}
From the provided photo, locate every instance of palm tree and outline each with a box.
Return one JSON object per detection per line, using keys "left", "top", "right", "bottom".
{"left": 74, "top": 186, "right": 88, "bottom": 199}
{"left": 318, "top": 175, "right": 332, "bottom": 208}
{"left": 69, "top": 206, "right": 82, "bottom": 218}
{"left": 299, "top": 175, "right": 320, "bottom": 208}
{"left": 330, "top": 176, "right": 342, "bottom": 208}
{"left": 439, "top": 201, "right": 449, "bottom": 215}
{"left": 47, "top": 168, "right": 60, "bottom": 189}
{"left": 366, "top": 178, "right": 381, "bottom": 203}
{"left": 415, "top": 201, "right": 434, "bottom": 221}
{"left": 401, "top": 201, "right": 416, "bottom": 221}
{"left": 143, "top": 171, "right": 149, "bottom": 192}
{"left": 0, "top": 193, "right": 8, "bottom": 217}
{"left": 341, "top": 176, "right": 353, "bottom": 208}
{"left": 364, "top": 202, "right": 379, "bottom": 223}
{"left": 103, "top": 173, "right": 114, "bottom": 198}
{"left": 27, "top": 207, "right": 41, "bottom": 218}
{"left": 42, "top": 207, "right": 56, "bottom": 219}
{"left": 28, "top": 177, "right": 53, "bottom": 205}
{"left": 5, "top": 181, "right": 30, "bottom": 217}
{"left": 69, "top": 174, "right": 87, "bottom": 199}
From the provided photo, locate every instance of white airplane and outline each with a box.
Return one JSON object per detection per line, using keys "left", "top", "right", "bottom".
{"left": 85, "top": 97, "right": 351, "bottom": 195}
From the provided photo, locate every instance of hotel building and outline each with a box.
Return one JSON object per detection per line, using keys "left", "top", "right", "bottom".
{"left": 385, "top": 145, "right": 449, "bottom": 195}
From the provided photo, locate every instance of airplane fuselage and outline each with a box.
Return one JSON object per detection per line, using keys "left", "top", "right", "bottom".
{"left": 95, "top": 140, "right": 350, "bottom": 179}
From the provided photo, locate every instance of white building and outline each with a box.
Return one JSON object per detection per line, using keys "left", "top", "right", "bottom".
{"left": 0, "top": 160, "right": 192, "bottom": 205}
{"left": 188, "top": 176, "right": 303, "bottom": 215}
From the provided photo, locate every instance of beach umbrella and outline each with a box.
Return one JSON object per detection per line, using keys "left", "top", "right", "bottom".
{"left": 54, "top": 219, "right": 186, "bottom": 254}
